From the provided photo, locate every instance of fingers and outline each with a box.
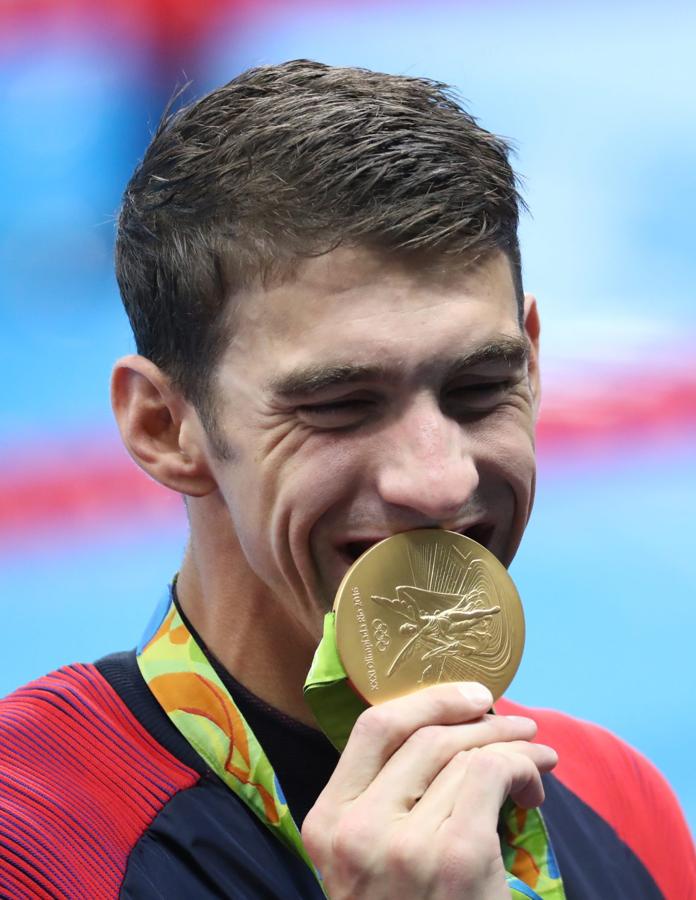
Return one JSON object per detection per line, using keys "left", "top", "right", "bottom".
{"left": 411, "top": 741, "right": 558, "bottom": 833}
{"left": 302, "top": 682, "right": 559, "bottom": 900}
{"left": 304, "top": 735, "right": 558, "bottom": 899}
{"left": 326, "top": 682, "right": 494, "bottom": 804}
{"left": 449, "top": 742, "right": 557, "bottom": 834}
{"left": 358, "top": 714, "right": 538, "bottom": 814}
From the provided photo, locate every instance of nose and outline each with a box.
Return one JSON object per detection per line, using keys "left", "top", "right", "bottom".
{"left": 375, "top": 396, "right": 479, "bottom": 523}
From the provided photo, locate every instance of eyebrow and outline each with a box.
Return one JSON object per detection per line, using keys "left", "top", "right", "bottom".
{"left": 270, "top": 363, "right": 393, "bottom": 397}
{"left": 269, "top": 336, "right": 529, "bottom": 398}
{"left": 455, "top": 335, "right": 530, "bottom": 370}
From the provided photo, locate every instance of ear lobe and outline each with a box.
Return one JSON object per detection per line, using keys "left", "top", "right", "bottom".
{"left": 522, "top": 294, "right": 541, "bottom": 415}
{"left": 111, "top": 355, "right": 217, "bottom": 497}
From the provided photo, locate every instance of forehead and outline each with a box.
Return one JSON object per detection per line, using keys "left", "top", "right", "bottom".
{"left": 225, "top": 246, "right": 521, "bottom": 376}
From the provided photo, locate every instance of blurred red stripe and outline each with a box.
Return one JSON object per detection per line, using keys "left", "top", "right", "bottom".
{"left": 0, "top": 446, "right": 180, "bottom": 535}
{"left": 537, "top": 373, "right": 696, "bottom": 446}
{"left": 0, "top": 0, "right": 245, "bottom": 40}
{"left": 0, "top": 0, "right": 374, "bottom": 57}
{"left": 1, "top": 374, "right": 694, "bottom": 536}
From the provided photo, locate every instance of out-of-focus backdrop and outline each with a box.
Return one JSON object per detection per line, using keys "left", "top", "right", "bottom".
{"left": 1, "top": 0, "right": 694, "bottom": 827}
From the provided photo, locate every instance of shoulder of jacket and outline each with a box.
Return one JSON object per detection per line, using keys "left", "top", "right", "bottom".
{"left": 497, "top": 696, "right": 696, "bottom": 899}
{"left": 0, "top": 663, "right": 200, "bottom": 899}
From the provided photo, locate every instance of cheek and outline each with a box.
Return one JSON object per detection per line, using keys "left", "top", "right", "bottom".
{"left": 281, "top": 438, "right": 365, "bottom": 519}
{"left": 471, "top": 406, "right": 536, "bottom": 489}
{"left": 271, "top": 438, "right": 370, "bottom": 592}
{"left": 248, "top": 426, "right": 367, "bottom": 543}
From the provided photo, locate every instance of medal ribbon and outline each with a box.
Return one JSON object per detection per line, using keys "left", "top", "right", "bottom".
{"left": 136, "top": 589, "right": 325, "bottom": 892}
{"left": 304, "top": 611, "right": 567, "bottom": 900}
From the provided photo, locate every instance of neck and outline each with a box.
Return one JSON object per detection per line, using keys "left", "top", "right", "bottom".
{"left": 175, "top": 498, "right": 323, "bottom": 727}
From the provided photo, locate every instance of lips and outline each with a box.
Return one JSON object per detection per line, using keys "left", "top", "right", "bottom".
{"left": 339, "top": 522, "right": 494, "bottom": 565}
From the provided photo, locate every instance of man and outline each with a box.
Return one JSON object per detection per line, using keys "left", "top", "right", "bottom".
{"left": 1, "top": 60, "right": 693, "bottom": 898}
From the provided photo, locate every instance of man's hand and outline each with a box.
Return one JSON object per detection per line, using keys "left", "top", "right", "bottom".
{"left": 301, "top": 683, "right": 557, "bottom": 899}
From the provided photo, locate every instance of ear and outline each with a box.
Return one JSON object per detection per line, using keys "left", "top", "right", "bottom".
{"left": 111, "top": 355, "right": 217, "bottom": 497}
{"left": 523, "top": 293, "right": 541, "bottom": 416}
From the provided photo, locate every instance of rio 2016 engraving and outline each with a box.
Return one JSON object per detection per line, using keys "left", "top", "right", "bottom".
{"left": 351, "top": 585, "right": 379, "bottom": 692}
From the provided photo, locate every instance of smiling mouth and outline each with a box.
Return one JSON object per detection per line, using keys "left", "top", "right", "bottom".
{"left": 340, "top": 523, "right": 494, "bottom": 565}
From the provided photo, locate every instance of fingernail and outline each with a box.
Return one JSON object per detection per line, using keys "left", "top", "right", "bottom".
{"left": 457, "top": 682, "right": 493, "bottom": 706}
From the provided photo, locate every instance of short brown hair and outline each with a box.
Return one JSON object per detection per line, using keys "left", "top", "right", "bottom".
{"left": 116, "top": 59, "right": 524, "bottom": 435}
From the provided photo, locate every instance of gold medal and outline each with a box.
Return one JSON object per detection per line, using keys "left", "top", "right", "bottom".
{"left": 333, "top": 529, "right": 524, "bottom": 704}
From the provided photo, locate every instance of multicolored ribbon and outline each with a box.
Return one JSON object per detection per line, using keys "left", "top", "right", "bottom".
{"left": 138, "top": 589, "right": 566, "bottom": 899}
{"left": 136, "top": 590, "right": 323, "bottom": 889}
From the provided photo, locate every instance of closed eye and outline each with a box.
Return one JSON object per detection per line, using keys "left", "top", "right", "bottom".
{"left": 443, "top": 380, "right": 516, "bottom": 412}
{"left": 296, "top": 397, "right": 378, "bottom": 429}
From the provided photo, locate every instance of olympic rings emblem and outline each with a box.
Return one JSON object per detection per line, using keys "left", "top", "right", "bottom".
{"left": 371, "top": 618, "right": 391, "bottom": 652}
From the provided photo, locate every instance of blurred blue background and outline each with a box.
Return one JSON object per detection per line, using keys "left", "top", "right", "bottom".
{"left": 1, "top": 0, "right": 694, "bottom": 832}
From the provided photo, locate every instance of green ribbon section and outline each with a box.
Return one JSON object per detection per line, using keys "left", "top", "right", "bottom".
{"left": 304, "top": 612, "right": 567, "bottom": 900}
{"left": 303, "top": 612, "right": 369, "bottom": 751}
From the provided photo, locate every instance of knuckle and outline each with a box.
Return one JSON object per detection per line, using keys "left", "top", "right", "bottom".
{"left": 301, "top": 810, "right": 327, "bottom": 859}
{"left": 385, "top": 831, "right": 421, "bottom": 875}
{"left": 451, "top": 748, "right": 472, "bottom": 769}
{"left": 352, "top": 706, "right": 398, "bottom": 742}
{"left": 509, "top": 747, "right": 537, "bottom": 773}
{"left": 467, "top": 746, "right": 506, "bottom": 777}
{"left": 406, "top": 723, "right": 441, "bottom": 751}
{"left": 330, "top": 814, "right": 373, "bottom": 867}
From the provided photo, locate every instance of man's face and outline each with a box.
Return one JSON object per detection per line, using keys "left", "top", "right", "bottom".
{"left": 205, "top": 246, "right": 539, "bottom": 629}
